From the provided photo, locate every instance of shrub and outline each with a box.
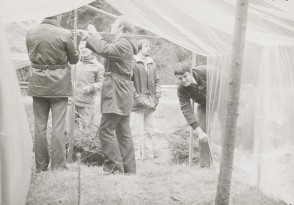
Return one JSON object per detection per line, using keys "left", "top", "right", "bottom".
{"left": 69, "top": 106, "right": 105, "bottom": 166}
{"left": 165, "top": 126, "right": 199, "bottom": 165}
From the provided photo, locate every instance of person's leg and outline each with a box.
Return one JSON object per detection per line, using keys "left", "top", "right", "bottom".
{"left": 50, "top": 97, "right": 68, "bottom": 169}
{"left": 142, "top": 108, "right": 155, "bottom": 161}
{"left": 75, "top": 106, "right": 83, "bottom": 130}
{"left": 99, "top": 113, "right": 124, "bottom": 173}
{"left": 77, "top": 106, "right": 93, "bottom": 133}
{"left": 197, "top": 105, "right": 211, "bottom": 168}
{"left": 116, "top": 115, "right": 136, "bottom": 174}
{"left": 33, "top": 97, "right": 50, "bottom": 172}
{"left": 130, "top": 109, "right": 144, "bottom": 160}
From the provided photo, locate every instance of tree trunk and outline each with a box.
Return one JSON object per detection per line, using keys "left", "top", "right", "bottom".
{"left": 215, "top": 0, "right": 249, "bottom": 204}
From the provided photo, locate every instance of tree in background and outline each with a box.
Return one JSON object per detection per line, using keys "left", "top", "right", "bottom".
{"left": 17, "top": 0, "right": 207, "bottom": 85}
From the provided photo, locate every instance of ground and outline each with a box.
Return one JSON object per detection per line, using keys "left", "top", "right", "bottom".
{"left": 23, "top": 91, "right": 288, "bottom": 205}
{"left": 26, "top": 161, "right": 286, "bottom": 205}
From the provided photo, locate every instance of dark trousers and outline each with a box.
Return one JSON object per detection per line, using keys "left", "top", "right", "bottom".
{"left": 99, "top": 113, "right": 136, "bottom": 174}
{"left": 33, "top": 97, "right": 68, "bottom": 171}
{"left": 197, "top": 105, "right": 211, "bottom": 167}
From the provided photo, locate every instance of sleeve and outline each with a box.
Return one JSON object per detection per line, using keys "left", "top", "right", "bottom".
{"left": 154, "top": 64, "right": 161, "bottom": 97}
{"left": 91, "top": 64, "right": 104, "bottom": 92}
{"left": 86, "top": 33, "right": 130, "bottom": 60}
{"left": 65, "top": 33, "right": 79, "bottom": 64}
{"left": 177, "top": 86, "right": 199, "bottom": 129}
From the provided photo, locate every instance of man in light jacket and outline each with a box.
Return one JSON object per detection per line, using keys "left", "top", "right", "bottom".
{"left": 26, "top": 14, "right": 79, "bottom": 172}
{"left": 74, "top": 40, "right": 104, "bottom": 131}
{"left": 130, "top": 39, "right": 161, "bottom": 162}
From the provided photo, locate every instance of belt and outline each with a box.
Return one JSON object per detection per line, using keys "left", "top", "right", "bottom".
{"left": 31, "top": 63, "right": 68, "bottom": 70}
{"left": 104, "top": 72, "right": 131, "bottom": 81}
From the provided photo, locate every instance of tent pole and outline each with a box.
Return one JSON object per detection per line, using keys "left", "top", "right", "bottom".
{"left": 67, "top": 9, "right": 78, "bottom": 163}
{"left": 0, "top": 19, "right": 9, "bottom": 204}
{"left": 188, "top": 100, "right": 194, "bottom": 167}
{"left": 188, "top": 53, "right": 197, "bottom": 167}
{"left": 0, "top": 87, "right": 9, "bottom": 205}
{"left": 215, "top": 0, "right": 249, "bottom": 204}
{"left": 85, "top": 5, "right": 117, "bottom": 19}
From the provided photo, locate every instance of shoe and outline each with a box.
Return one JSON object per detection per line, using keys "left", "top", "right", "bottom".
{"left": 35, "top": 168, "right": 48, "bottom": 173}
{"left": 98, "top": 169, "right": 122, "bottom": 175}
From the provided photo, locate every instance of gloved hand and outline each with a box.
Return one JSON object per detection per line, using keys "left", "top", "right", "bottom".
{"left": 82, "top": 86, "right": 92, "bottom": 94}
{"left": 194, "top": 127, "right": 208, "bottom": 143}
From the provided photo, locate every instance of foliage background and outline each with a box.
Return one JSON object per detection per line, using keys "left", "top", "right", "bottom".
{"left": 16, "top": 0, "right": 207, "bottom": 85}
{"left": 19, "top": 0, "right": 208, "bottom": 166}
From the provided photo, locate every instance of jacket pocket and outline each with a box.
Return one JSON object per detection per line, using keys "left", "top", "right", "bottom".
{"left": 133, "top": 94, "right": 146, "bottom": 108}
{"left": 133, "top": 94, "right": 156, "bottom": 109}
{"left": 101, "top": 76, "right": 114, "bottom": 100}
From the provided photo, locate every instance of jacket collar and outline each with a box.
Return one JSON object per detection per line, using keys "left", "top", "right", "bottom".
{"left": 134, "top": 53, "right": 154, "bottom": 64}
{"left": 192, "top": 69, "right": 205, "bottom": 90}
{"left": 113, "top": 33, "right": 138, "bottom": 55}
{"left": 41, "top": 19, "right": 61, "bottom": 27}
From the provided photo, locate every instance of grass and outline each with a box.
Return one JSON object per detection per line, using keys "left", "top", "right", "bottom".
{"left": 23, "top": 95, "right": 288, "bottom": 205}
{"left": 26, "top": 162, "right": 286, "bottom": 205}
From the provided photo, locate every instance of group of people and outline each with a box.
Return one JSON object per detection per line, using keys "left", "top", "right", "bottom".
{"left": 26, "top": 14, "right": 210, "bottom": 174}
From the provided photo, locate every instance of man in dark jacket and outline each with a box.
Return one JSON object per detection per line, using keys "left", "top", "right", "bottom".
{"left": 174, "top": 63, "right": 211, "bottom": 168}
{"left": 26, "top": 14, "right": 79, "bottom": 172}
{"left": 130, "top": 39, "right": 161, "bottom": 162}
{"left": 85, "top": 16, "right": 137, "bottom": 174}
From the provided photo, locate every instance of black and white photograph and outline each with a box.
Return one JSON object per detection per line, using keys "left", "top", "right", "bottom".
{"left": 1, "top": 0, "right": 294, "bottom": 204}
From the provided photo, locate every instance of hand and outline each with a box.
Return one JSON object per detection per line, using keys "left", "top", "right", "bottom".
{"left": 82, "top": 86, "right": 92, "bottom": 94}
{"left": 79, "top": 29, "right": 90, "bottom": 40}
{"left": 194, "top": 127, "right": 208, "bottom": 142}
{"left": 198, "top": 132, "right": 208, "bottom": 143}
{"left": 133, "top": 94, "right": 147, "bottom": 107}
{"left": 71, "top": 29, "right": 79, "bottom": 36}
{"left": 87, "top": 24, "right": 98, "bottom": 36}
{"left": 72, "top": 29, "right": 89, "bottom": 39}
{"left": 134, "top": 94, "right": 145, "bottom": 106}
{"left": 154, "top": 95, "right": 160, "bottom": 106}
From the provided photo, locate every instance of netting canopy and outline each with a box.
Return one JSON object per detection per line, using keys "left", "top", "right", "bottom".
{"left": 0, "top": 0, "right": 93, "bottom": 204}
{"left": 1, "top": 0, "right": 294, "bottom": 204}
{"left": 105, "top": 0, "right": 294, "bottom": 203}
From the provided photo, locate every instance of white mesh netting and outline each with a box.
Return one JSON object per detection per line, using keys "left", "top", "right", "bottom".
{"left": 1, "top": 0, "right": 294, "bottom": 203}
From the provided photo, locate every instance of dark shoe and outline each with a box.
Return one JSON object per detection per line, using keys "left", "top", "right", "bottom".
{"left": 35, "top": 168, "right": 48, "bottom": 173}
{"left": 98, "top": 169, "right": 123, "bottom": 175}
{"left": 103, "top": 163, "right": 124, "bottom": 174}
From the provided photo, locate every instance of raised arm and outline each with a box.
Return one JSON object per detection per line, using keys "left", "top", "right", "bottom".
{"left": 86, "top": 33, "right": 131, "bottom": 60}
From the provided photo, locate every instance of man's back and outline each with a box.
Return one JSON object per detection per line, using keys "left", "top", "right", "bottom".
{"left": 26, "top": 18, "right": 79, "bottom": 97}
{"left": 26, "top": 19, "right": 78, "bottom": 66}
{"left": 26, "top": 16, "right": 79, "bottom": 172}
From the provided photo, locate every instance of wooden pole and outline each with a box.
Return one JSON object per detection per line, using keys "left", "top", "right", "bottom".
{"left": 0, "top": 19, "right": 10, "bottom": 204}
{"left": 85, "top": 5, "right": 117, "bottom": 19}
{"left": 189, "top": 100, "right": 195, "bottom": 167}
{"left": 0, "top": 85, "right": 9, "bottom": 205}
{"left": 215, "top": 0, "right": 249, "bottom": 204}
{"left": 67, "top": 9, "right": 78, "bottom": 163}
{"left": 77, "top": 153, "right": 81, "bottom": 205}
{"left": 189, "top": 52, "right": 197, "bottom": 167}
